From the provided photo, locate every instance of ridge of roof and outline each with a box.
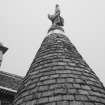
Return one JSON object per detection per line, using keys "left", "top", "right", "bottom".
{"left": 0, "top": 85, "right": 17, "bottom": 93}
{"left": 0, "top": 71, "right": 23, "bottom": 80}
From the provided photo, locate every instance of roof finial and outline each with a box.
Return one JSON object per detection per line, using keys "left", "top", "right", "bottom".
{"left": 48, "top": 4, "right": 64, "bottom": 33}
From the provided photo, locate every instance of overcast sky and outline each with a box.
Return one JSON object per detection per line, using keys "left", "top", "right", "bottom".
{"left": 0, "top": 0, "right": 105, "bottom": 85}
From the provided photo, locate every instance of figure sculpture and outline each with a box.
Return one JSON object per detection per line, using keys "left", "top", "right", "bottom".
{"left": 48, "top": 4, "right": 64, "bottom": 27}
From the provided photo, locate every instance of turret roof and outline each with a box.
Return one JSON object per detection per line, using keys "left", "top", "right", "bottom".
{"left": 14, "top": 5, "right": 105, "bottom": 105}
{"left": 14, "top": 33, "right": 105, "bottom": 105}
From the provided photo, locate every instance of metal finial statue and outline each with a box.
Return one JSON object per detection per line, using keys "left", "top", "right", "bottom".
{"left": 48, "top": 4, "right": 64, "bottom": 32}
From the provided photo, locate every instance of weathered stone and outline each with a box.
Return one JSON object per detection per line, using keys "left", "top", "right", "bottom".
{"left": 37, "top": 97, "right": 49, "bottom": 104}
{"left": 70, "top": 101, "right": 84, "bottom": 105}
{"left": 40, "top": 75, "right": 49, "bottom": 80}
{"left": 78, "top": 89, "right": 89, "bottom": 95}
{"left": 75, "top": 95, "right": 88, "bottom": 101}
{"left": 84, "top": 102, "right": 94, "bottom": 105}
{"left": 42, "top": 90, "right": 53, "bottom": 97}
{"left": 81, "top": 85, "right": 91, "bottom": 90}
{"left": 73, "top": 83, "right": 81, "bottom": 88}
{"left": 65, "top": 83, "right": 73, "bottom": 88}
{"left": 68, "top": 88, "right": 77, "bottom": 94}
{"left": 54, "top": 88, "right": 66, "bottom": 95}
{"left": 42, "top": 79, "right": 56, "bottom": 85}
{"left": 23, "top": 95, "right": 33, "bottom": 101}
{"left": 66, "top": 78, "right": 74, "bottom": 83}
{"left": 57, "top": 78, "right": 66, "bottom": 83}
{"left": 38, "top": 85, "right": 49, "bottom": 91}
{"left": 63, "top": 95, "right": 74, "bottom": 100}
{"left": 50, "top": 74, "right": 59, "bottom": 79}
{"left": 95, "top": 103, "right": 105, "bottom": 105}
{"left": 57, "top": 101, "right": 69, "bottom": 105}
{"left": 75, "top": 78, "right": 84, "bottom": 83}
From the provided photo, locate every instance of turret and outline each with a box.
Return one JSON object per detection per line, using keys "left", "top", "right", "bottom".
{"left": 14, "top": 5, "right": 105, "bottom": 105}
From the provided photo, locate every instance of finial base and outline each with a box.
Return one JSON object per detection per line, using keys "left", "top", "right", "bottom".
{"left": 48, "top": 25, "right": 64, "bottom": 33}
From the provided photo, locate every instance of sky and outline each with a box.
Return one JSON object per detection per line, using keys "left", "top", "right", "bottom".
{"left": 0, "top": 0, "right": 105, "bottom": 85}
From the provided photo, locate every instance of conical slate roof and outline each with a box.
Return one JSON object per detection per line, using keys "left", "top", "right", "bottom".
{"left": 14, "top": 5, "right": 105, "bottom": 105}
